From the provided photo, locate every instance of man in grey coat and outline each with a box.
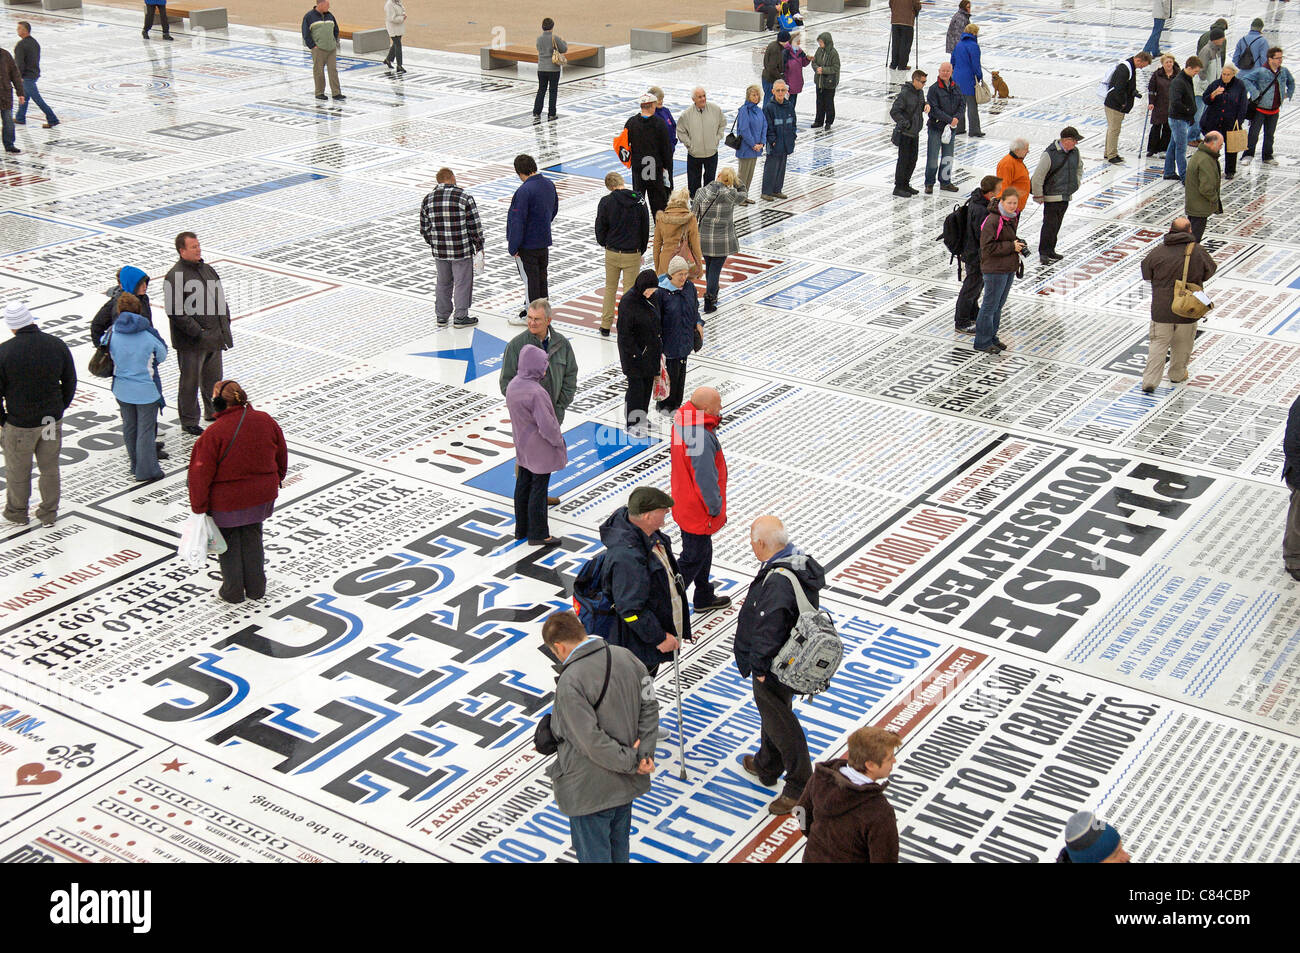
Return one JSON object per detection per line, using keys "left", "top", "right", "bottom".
{"left": 164, "top": 231, "right": 233, "bottom": 435}
{"left": 542, "top": 610, "right": 658, "bottom": 863}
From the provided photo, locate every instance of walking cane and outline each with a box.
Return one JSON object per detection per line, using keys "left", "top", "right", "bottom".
{"left": 1137, "top": 104, "right": 1150, "bottom": 161}
{"left": 673, "top": 645, "right": 687, "bottom": 780}
{"left": 885, "top": 29, "right": 892, "bottom": 71}
{"left": 913, "top": 14, "right": 919, "bottom": 72}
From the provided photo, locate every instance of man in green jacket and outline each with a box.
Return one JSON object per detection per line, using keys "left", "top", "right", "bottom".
{"left": 500, "top": 298, "right": 577, "bottom": 505}
{"left": 302, "top": 0, "right": 344, "bottom": 102}
{"left": 1184, "top": 132, "right": 1223, "bottom": 240}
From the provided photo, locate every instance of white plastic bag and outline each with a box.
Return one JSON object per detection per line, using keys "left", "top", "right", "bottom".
{"left": 178, "top": 513, "right": 226, "bottom": 569}
{"left": 941, "top": 124, "right": 953, "bottom": 144}
{"left": 472, "top": 249, "right": 484, "bottom": 275}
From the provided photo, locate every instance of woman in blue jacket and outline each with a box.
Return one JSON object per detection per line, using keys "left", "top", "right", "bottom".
{"left": 655, "top": 256, "right": 703, "bottom": 415}
{"left": 1201, "top": 64, "right": 1250, "bottom": 178}
{"left": 951, "top": 26, "right": 984, "bottom": 136}
{"left": 106, "top": 292, "right": 168, "bottom": 482}
{"left": 734, "top": 84, "right": 768, "bottom": 206}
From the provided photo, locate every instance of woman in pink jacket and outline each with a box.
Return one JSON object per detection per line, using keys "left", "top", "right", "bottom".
{"left": 784, "top": 34, "right": 811, "bottom": 116}
{"left": 506, "top": 345, "right": 568, "bottom": 547}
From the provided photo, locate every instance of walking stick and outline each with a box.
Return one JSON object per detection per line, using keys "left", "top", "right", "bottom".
{"left": 1138, "top": 105, "right": 1150, "bottom": 161}
{"left": 673, "top": 645, "right": 687, "bottom": 780}
{"left": 885, "top": 29, "right": 892, "bottom": 71}
{"left": 913, "top": 14, "right": 919, "bottom": 72}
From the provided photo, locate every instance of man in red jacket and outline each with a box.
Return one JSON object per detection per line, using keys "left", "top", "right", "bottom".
{"left": 670, "top": 386, "right": 731, "bottom": 612}
{"left": 796, "top": 725, "right": 901, "bottom": 862}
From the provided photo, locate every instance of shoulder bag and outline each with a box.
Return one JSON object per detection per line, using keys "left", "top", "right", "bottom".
{"left": 88, "top": 326, "right": 114, "bottom": 378}
{"left": 534, "top": 643, "right": 611, "bottom": 755}
{"left": 974, "top": 79, "right": 992, "bottom": 105}
{"left": 724, "top": 113, "right": 741, "bottom": 150}
{"left": 551, "top": 35, "right": 567, "bottom": 66}
{"left": 1171, "top": 243, "right": 1211, "bottom": 319}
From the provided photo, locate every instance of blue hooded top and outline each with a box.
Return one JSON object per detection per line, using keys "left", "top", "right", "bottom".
{"left": 107, "top": 311, "right": 167, "bottom": 406}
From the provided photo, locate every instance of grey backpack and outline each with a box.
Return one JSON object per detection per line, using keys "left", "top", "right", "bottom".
{"left": 767, "top": 568, "right": 842, "bottom": 695}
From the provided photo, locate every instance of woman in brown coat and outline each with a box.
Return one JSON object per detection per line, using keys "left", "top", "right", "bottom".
{"left": 652, "top": 187, "right": 704, "bottom": 278}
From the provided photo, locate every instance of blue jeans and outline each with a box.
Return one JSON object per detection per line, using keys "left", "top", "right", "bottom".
{"left": 569, "top": 802, "right": 632, "bottom": 863}
{"left": 1190, "top": 98, "right": 1206, "bottom": 140}
{"left": 1143, "top": 18, "right": 1165, "bottom": 56}
{"left": 1164, "top": 118, "right": 1189, "bottom": 178}
{"left": 761, "top": 150, "right": 787, "bottom": 195}
{"left": 704, "top": 255, "right": 726, "bottom": 302}
{"left": 118, "top": 400, "right": 163, "bottom": 481}
{"left": 974, "top": 271, "right": 1014, "bottom": 350}
{"left": 761, "top": 77, "right": 773, "bottom": 107}
{"left": 924, "top": 127, "right": 955, "bottom": 185}
{"left": 15, "top": 77, "right": 57, "bottom": 125}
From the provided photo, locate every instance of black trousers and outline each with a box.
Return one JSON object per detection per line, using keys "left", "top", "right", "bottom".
{"left": 894, "top": 135, "right": 918, "bottom": 189}
{"left": 1189, "top": 216, "right": 1207, "bottom": 241}
{"left": 889, "top": 24, "right": 913, "bottom": 69}
{"left": 678, "top": 531, "right": 717, "bottom": 605}
{"left": 176, "top": 349, "right": 222, "bottom": 428}
{"left": 752, "top": 675, "right": 812, "bottom": 799}
{"left": 813, "top": 87, "right": 836, "bottom": 127}
{"left": 686, "top": 153, "right": 718, "bottom": 197}
{"left": 756, "top": 3, "right": 777, "bottom": 29}
{"left": 1038, "top": 200, "right": 1069, "bottom": 256}
{"left": 513, "top": 465, "right": 551, "bottom": 542}
{"left": 1147, "top": 121, "right": 1170, "bottom": 154}
{"left": 533, "top": 70, "right": 559, "bottom": 117}
{"left": 385, "top": 35, "right": 403, "bottom": 67}
{"left": 625, "top": 374, "right": 653, "bottom": 430}
{"left": 659, "top": 357, "right": 687, "bottom": 412}
{"left": 517, "top": 247, "right": 549, "bottom": 301}
{"left": 641, "top": 178, "right": 669, "bottom": 219}
{"left": 143, "top": 3, "right": 170, "bottom": 35}
{"left": 217, "top": 522, "right": 266, "bottom": 603}
{"left": 1245, "top": 107, "right": 1278, "bottom": 159}
{"left": 955, "top": 255, "right": 983, "bottom": 327}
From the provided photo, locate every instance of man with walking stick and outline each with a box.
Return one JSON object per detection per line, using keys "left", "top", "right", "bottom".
{"left": 736, "top": 515, "right": 824, "bottom": 816}
{"left": 541, "top": 610, "right": 659, "bottom": 863}
{"left": 889, "top": 0, "right": 922, "bottom": 73}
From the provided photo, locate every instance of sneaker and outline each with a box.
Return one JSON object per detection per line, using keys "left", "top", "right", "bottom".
{"left": 396, "top": 67, "right": 407, "bottom": 75}
{"left": 954, "top": 324, "right": 975, "bottom": 334}
{"left": 892, "top": 187, "right": 913, "bottom": 198}
{"left": 694, "top": 595, "right": 732, "bottom": 611}
{"left": 453, "top": 316, "right": 478, "bottom": 327}
{"left": 1040, "top": 256, "right": 1054, "bottom": 266}
{"left": 1162, "top": 174, "right": 1181, "bottom": 180}
{"left": 436, "top": 316, "right": 450, "bottom": 326}
{"left": 332, "top": 93, "right": 347, "bottom": 100}
{"left": 1263, "top": 158, "right": 1279, "bottom": 165}
{"left": 741, "top": 754, "right": 779, "bottom": 787}
{"left": 941, "top": 183, "right": 960, "bottom": 192}
{"left": 773, "top": 192, "right": 788, "bottom": 199}
{"left": 3, "top": 148, "right": 20, "bottom": 155}
{"left": 768, "top": 794, "right": 799, "bottom": 816}
{"left": 761, "top": 194, "right": 776, "bottom": 201}
{"left": 42, "top": 122, "right": 59, "bottom": 129}
{"left": 1108, "top": 156, "right": 1125, "bottom": 164}
{"left": 1142, "top": 386, "right": 1154, "bottom": 394}
{"left": 1240, "top": 152, "right": 1253, "bottom": 160}
{"left": 547, "top": 114, "right": 557, "bottom": 120}
{"left": 508, "top": 310, "right": 529, "bottom": 326}
{"left": 39, "top": 516, "right": 57, "bottom": 527}
{"left": 924, "top": 185, "right": 934, "bottom": 194}
{"left": 975, "top": 344, "right": 1003, "bottom": 355}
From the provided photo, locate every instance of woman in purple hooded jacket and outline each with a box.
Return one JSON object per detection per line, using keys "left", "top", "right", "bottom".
{"left": 506, "top": 344, "right": 568, "bottom": 547}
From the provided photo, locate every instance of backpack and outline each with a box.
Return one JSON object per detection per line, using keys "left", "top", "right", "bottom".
{"left": 766, "top": 567, "right": 842, "bottom": 695}
{"left": 572, "top": 553, "right": 616, "bottom": 638}
{"left": 612, "top": 128, "right": 631, "bottom": 168}
{"left": 1237, "top": 39, "right": 1255, "bottom": 72}
{"left": 938, "top": 201, "right": 970, "bottom": 277}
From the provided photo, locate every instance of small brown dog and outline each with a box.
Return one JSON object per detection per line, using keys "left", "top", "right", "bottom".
{"left": 991, "top": 71, "right": 1011, "bottom": 99}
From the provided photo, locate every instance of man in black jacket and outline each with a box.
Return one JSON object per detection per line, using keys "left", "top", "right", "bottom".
{"left": 598, "top": 487, "right": 689, "bottom": 676}
{"left": 1104, "top": 51, "right": 1153, "bottom": 162}
{"left": 890, "top": 70, "right": 928, "bottom": 197}
{"left": 13, "top": 22, "right": 57, "bottom": 129}
{"left": 955, "top": 175, "right": 1000, "bottom": 332}
{"left": 736, "top": 515, "right": 824, "bottom": 815}
{"left": 595, "top": 171, "right": 649, "bottom": 337}
{"left": 164, "top": 232, "right": 233, "bottom": 436}
{"left": 924, "top": 63, "right": 963, "bottom": 194}
{"left": 1164, "top": 57, "right": 1202, "bottom": 180}
{"left": 0, "top": 303, "right": 76, "bottom": 526}
{"left": 625, "top": 92, "right": 673, "bottom": 217}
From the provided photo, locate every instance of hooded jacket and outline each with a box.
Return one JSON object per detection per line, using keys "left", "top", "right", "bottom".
{"left": 654, "top": 105, "right": 678, "bottom": 151}
{"left": 90, "top": 266, "right": 154, "bottom": 349}
{"left": 796, "top": 759, "right": 900, "bottom": 863}
{"left": 595, "top": 187, "right": 650, "bottom": 253}
{"left": 1140, "top": 229, "right": 1217, "bottom": 325}
{"left": 890, "top": 82, "right": 926, "bottom": 138}
{"left": 0, "top": 325, "right": 75, "bottom": 428}
{"left": 499, "top": 326, "right": 578, "bottom": 423}
{"left": 979, "top": 201, "right": 1021, "bottom": 274}
{"left": 1196, "top": 40, "right": 1225, "bottom": 94}
{"left": 616, "top": 270, "right": 663, "bottom": 378}
{"left": 656, "top": 275, "right": 701, "bottom": 360}
{"left": 108, "top": 311, "right": 167, "bottom": 406}
{"left": 951, "top": 32, "right": 983, "bottom": 96}
{"left": 163, "top": 257, "right": 234, "bottom": 353}
{"left": 625, "top": 112, "right": 673, "bottom": 188}
{"left": 735, "top": 546, "right": 826, "bottom": 678}
{"left": 734, "top": 99, "right": 768, "bottom": 159}
{"left": 1185, "top": 143, "right": 1222, "bottom": 217}
{"left": 653, "top": 204, "right": 704, "bottom": 276}
{"left": 812, "top": 33, "right": 840, "bottom": 90}
{"left": 764, "top": 95, "right": 797, "bottom": 154}
{"left": 598, "top": 505, "right": 690, "bottom": 670}
{"left": 505, "top": 345, "right": 568, "bottom": 474}
{"left": 783, "top": 43, "right": 811, "bottom": 95}
{"left": 546, "top": 637, "right": 659, "bottom": 818}
{"left": 188, "top": 403, "right": 288, "bottom": 515}
{"left": 670, "top": 402, "right": 726, "bottom": 535}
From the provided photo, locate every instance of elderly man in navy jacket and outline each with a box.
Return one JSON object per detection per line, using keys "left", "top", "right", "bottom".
{"left": 507, "top": 153, "right": 559, "bottom": 324}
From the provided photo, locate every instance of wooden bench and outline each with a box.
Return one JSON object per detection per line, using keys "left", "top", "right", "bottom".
{"left": 167, "top": 6, "right": 229, "bottom": 29}
{"left": 725, "top": 9, "right": 764, "bottom": 31}
{"left": 337, "top": 23, "right": 389, "bottom": 54}
{"left": 630, "top": 22, "right": 708, "bottom": 53}
{"left": 479, "top": 42, "right": 605, "bottom": 71}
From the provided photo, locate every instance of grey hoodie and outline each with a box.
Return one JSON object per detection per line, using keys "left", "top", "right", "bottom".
{"left": 546, "top": 637, "right": 660, "bottom": 817}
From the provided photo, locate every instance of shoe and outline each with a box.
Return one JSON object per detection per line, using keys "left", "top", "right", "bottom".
{"left": 768, "top": 794, "right": 799, "bottom": 816}
{"left": 1044, "top": 252, "right": 1064, "bottom": 262}
{"left": 453, "top": 316, "right": 478, "bottom": 327}
{"left": 142, "top": 31, "right": 150, "bottom": 39}
{"left": 741, "top": 198, "right": 755, "bottom": 205}
{"left": 694, "top": 595, "right": 731, "bottom": 611}
{"left": 383, "top": 60, "right": 392, "bottom": 68}
{"left": 810, "top": 123, "right": 823, "bottom": 129}
{"left": 892, "top": 187, "right": 913, "bottom": 198}
{"left": 528, "top": 536, "right": 563, "bottom": 548}
{"left": 396, "top": 67, "right": 407, "bottom": 75}
{"left": 436, "top": 316, "right": 450, "bottom": 326}
{"left": 1108, "top": 156, "right": 1125, "bottom": 164}
{"left": 1168, "top": 376, "right": 1187, "bottom": 384}
{"left": 1146, "top": 151, "right": 1157, "bottom": 157}
{"left": 42, "top": 122, "right": 58, "bottom": 129}
{"left": 941, "top": 183, "right": 959, "bottom": 192}
{"left": 1263, "top": 158, "right": 1279, "bottom": 165}
{"left": 3, "top": 148, "right": 19, "bottom": 155}
{"left": 1288, "top": 568, "right": 1300, "bottom": 582}
{"left": 924, "top": 185, "right": 934, "bottom": 194}
{"left": 1162, "top": 174, "right": 1181, "bottom": 180}
{"left": 332, "top": 94, "right": 347, "bottom": 100}
{"left": 1225, "top": 173, "right": 1235, "bottom": 180}
{"left": 547, "top": 496, "right": 560, "bottom": 506}
{"left": 547, "top": 114, "right": 557, "bottom": 120}
{"left": 761, "top": 194, "right": 775, "bottom": 201}
{"left": 182, "top": 424, "right": 204, "bottom": 436}
{"left": 994, "top": 337, "right": 1008, "bottom": 350}
{"left": 599, "top": 327, "right": 611, "bottom": 337}
{"left": 1142, "top": 386, "right": 1154, "bottom": 394}
{"left": 508, "top": 310, "right": 529, "bottom": 326}
{"left": 315, "top": 94, "right": 328, "bottom": 101}
{"left": 5, "top": 515, "right": 29, "bottom": 526}
{"left": 823, "top": 123, "right": 833, "bottom": 131}
{"left": 163, "top": 34, "right": 174, "bottom": 41}
{"left": 156, "top": 448, "right": 170, "bottom": 460}
{"left": 39, "top": 517, "right": 56, "bottom": 528}
{"left": 972, "top": 132, "right": 987, "bottom": 138}
{"left": 905, "top": 186, "right": 919, "bottom": 195}
{"left": 975, "top": 344, "right": 1003, "bottom": 355}
{"left": 1240, "top": 152, "right": 1253, "bottom": 160}
{"left": 12, "top": 120, "right": 23, "bottom": 125}
{"left": 703, "top": 297, "right": 717, "bottom": 314}
{"left": 1040, "top": 256, "right": 1054, "bottom": 266}
{"left": 955, "top": 324, "right": 975, "bottom": 334}
{"left": 773, "top": 192, "right": 788, "bottom": 199}
{"left": 741, "top": 755, "right": 779, "bottom": 787}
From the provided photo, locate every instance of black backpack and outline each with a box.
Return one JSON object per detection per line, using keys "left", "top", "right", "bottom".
{"left": 938, "top": 201, "right": 970, "bottom": 278}
{"left": 1238, "top": 42, "right": 1255, "bottom": 72}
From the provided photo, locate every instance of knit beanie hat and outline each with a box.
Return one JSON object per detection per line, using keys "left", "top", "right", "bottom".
{"left": 1209, "top": 28, "right": 1225, "bottom": 40}
{"left": 667, "top": 255, "right": 690, "bottom": 276}
{"left": 1063, "top": 811, "right": 1121, "bottom": 863}
{"left": 777, "top": 29, "right": 791, "bottom": 42}
{"left": 3, "top": 302, "right": 35, "bottom": 331}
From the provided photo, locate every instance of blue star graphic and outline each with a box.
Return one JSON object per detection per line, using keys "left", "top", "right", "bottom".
{"left": 32, "top": 572, "right": 45, "bottom": 580}
{"left": 413, "top": 328, "right": 510, "bottom": 383}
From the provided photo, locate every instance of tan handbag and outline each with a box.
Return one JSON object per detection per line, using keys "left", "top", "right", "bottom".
{"left": 551, "top": 36, "right": 567, "bottom": 66}
{"left": 1225, "top": 121, "right": 1248, "bottom": 153}
{"left": 1171, "top": 243, "right": 1210, "bottom": 319}
{"left": 974, "top": 79, "right": 992, "bottom": 105}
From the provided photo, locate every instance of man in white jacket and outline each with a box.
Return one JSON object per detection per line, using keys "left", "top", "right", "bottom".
{"left": 384, "top": 0, "right": 406, "bottom": 73}
{"left": 676, "top": 87, "right": 726, "bottom": 198}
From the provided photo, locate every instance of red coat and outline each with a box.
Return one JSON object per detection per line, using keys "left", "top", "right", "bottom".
{"left": 188, "top": 405, "right": 288, "bottom": 514}
{"left": 670, "top": 403, "right": 727, "bottom": 535}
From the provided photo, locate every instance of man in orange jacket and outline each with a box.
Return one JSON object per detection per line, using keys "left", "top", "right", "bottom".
{"left": 670, "top": 385, "right": 731, "bottom": 612}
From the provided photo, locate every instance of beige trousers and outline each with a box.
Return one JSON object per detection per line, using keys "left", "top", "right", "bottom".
{"left": 601, "top": 249, "right": 643, "bottom": 330}
{"left": 312, "top": 47, "right": 341, "bottom": 97}
{"left": 1142, "top": 321, "right": 1195, "bottom": 389}
{"left": 1104, "top": 106, "right": 1125, "bottom": 159}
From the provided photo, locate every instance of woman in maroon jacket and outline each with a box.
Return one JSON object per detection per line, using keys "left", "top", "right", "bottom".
{"left": 187, "top": 380, "right": 288, "bottom": 603}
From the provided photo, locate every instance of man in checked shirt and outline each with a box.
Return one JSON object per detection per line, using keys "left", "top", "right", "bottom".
{"left": 419, "top": 167, "right": 485, "bottom": 327}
